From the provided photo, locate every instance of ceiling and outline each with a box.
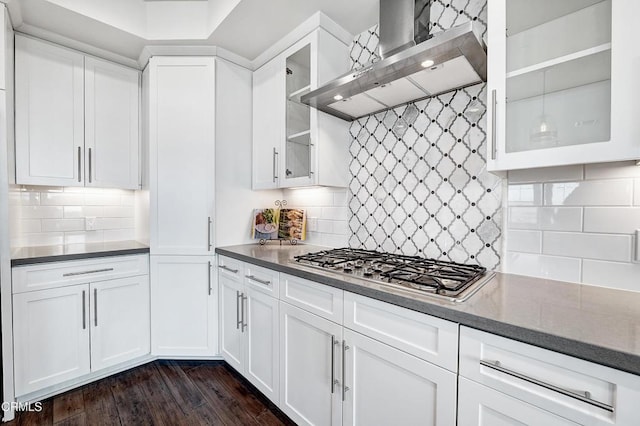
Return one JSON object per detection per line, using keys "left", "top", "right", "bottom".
{"left": 3, "top": 0, "right": 378, "bottom": 66}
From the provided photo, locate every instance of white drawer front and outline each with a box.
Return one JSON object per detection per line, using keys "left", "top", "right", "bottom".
{"left": 217, "top": 255, "right": 243, "bottom": 282}
{"left": 344, "top": 292, "right": 458, "bottom": 372}
{"left": 244, "top": 263, "right": 279, "bottom": 296}
{"left": 279, "top": 273, "right": 343, "bottom": 323}
{"left": 12, "top": 255, "right": 149, "bottom": 294}
{"left": 460, "top": 326, "right": 640, "bottom": 426}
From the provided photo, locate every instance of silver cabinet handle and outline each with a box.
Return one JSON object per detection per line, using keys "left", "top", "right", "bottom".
{"left": 77, "top": 147, "right": 82, "bottom": 182}
{"left": 331, "top": 335, "right": 340, "bottom": 393}
{"left": 219, "top": 265, "right": 238, "bottom": 274}
{"left": 63, "top": 268, "right": 114, "bottom": 277}
{"left": 480, "top": 360, "right": 614, "bottom": 412}
{"left": 236, "top": 291, "right": 242, "bottom": 330}
{"left": 273, "top": 148, "right": 278, "bottom": 182}
{"left": 491, "top": 89, "right": 497, "bottom": 160}
{"left": 342, "top": 340, "right": 350, "bottom": 401}
{"left": 245, "top": 275, "right": 270, "bottom": 286}
{"left": 94, "top": 288, "right": 98, "bottom": 327}
{"left": 88, "top": 147, "right": 92, "bottom": 183}
{"left": 241, "top": 293, "right": 248, "bottom": 332}
{"left": 208, "top": 261, "right": 212, "bottom": 295}
{"left": 207, "top": 217, "right": 212, "bottom": 251}
{"left": 82, "top": 290, "right": 86, "bottom": 330}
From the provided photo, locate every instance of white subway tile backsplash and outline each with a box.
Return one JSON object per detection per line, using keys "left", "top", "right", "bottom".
{"left": 582, "top": 260, "right": 640, "bottom": 291}
{"left": 508, "top": 165, "right": 584, "bottom": 184}
{"left": 508, "top": 184, "right": 543, "bottom": 206}
{"left": 583, "top": 207, "right": 640, "bottom": 234}
{"left": 584, "top": 161, "right": 640, "bottom": 180}
{"left": 508, "top": 207, "right": 582, "bottom": 231}
{"left": 13, "top": 232, "right": 65, "bottom": 247}
{"left": 506, "top": 230, "right": 541, "bottom": 253}
{"left": 63, "top": 206, "right": 104, "bottom": 218}
{"left": 320, "top": 207, "right": 348, "bottom": 221}
{"left": 544, "top": 180, "right": 633, "bottom": 206}
{"left": 103, "top": 206, "right": 135, "bottom": 218}
{"left": 20, "top": 206, "right": 63, "bottom": 219}
{"left": 9, "top": 191, "right": 40, "bottom": 206}
{"left": 635, "top": 179, "right": 640, "bottom": 206}
{"left": 317, "top": 220, "right": 334, "bottom": 234}
{"left": 20, "top": 219, "right": 42, "bottom": 233}
{"left": 84, "top": 193, "right": 123, "bottom": 206}
{"left": 103, "top": 229, "right": 136, "bottom": 242}
{"left": 64, "top": 231, "right": 105, "bottom": 244}
{"left": 40, "top": 192, "right": 85, "bottom": 206}
{"left": 543, "top": 231, "right": 632, "bottom": 262}
{"left": 505, "top": 252, "right": 582, "bottom": 283}
{"left": 42, "top": 219, "right": 85, "bottom": 233}
{"left": 94, "top": 218, "right": 135, "bottom": 230}
{"left": 333, "top": 191, "right": 348, "bottom": 206}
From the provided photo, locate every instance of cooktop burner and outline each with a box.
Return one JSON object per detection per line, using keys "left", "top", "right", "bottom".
{"left": 293, "top": 248, "right": 493, "bottom": 302}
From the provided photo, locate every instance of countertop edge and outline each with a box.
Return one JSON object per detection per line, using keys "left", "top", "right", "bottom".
{"left": 11, "top": 247, "right": 151, "bottom": 267}
{"left": 215, "top": 247, "right": 640, "bottom": 376}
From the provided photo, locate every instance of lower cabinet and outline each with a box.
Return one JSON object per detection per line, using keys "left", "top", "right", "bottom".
{"left": 457, "top": 377, "right": 579, "bottom": 426}
{"left": 13, "top": 270, "right": 150, "bottom": 396}
{"left": 342, "top": 329, "right": 456, "bottom": 426}
{"left": 219, "top": 257, "right": 280, "bottom": 402}
{"left": 150, "top": 256, "right": 216, "bottom": 356}
{"left": 279, "top": 301, "right": 343, "bottom": 426}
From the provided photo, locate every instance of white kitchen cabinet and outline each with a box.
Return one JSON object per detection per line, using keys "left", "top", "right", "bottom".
{"left": 12, "top": 254, "right": 151, "bottom": 397}
{"left": 15, "top": 35, "right": 84, "bottom": 186}
{"left": 218, "top": 256, "right": 280, "bottom": 402}
{"left": 15, "top": 35, "right": 140, "bottom": 188}
{"left": 487, "top": 0, "right": 640, "bottom": 171}
{"left": 150, "top": 256, "right": 216, "bottom": 357}
{"left": 458, "top": 377, "right": 579, "bottom": 426}
{"left": 89, "top": 275, "right": 150, "bottom": 371}
{"left": 342, "top": 329, "right": 456, "bottom": 426}
{"left": 13, "top": 285, "right": 90, "bottom": 396}
{"left": 84, "top": 57, "right": 140, "bottom": 189}
{"left": 147, "top": 57, "right": 215, "bottom": 256}
{"left": 252, "top": 28, "right": 350, "bottom": 189}
{"left": 279, "top": 301, "right": 343, "bottom": 426}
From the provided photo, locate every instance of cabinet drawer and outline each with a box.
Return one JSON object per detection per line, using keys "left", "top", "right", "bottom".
{"left": 344, "top": 292, "right": 458, "bottom": 372}
{"left": 12, "top": 255, "right": 149, "bottom": 294}
{"left": 244, "top": 263, "right": 279, "bottom": 296}
{"left": 279, "top": 273, "right": 343, "bottom": 323}
{"left": 218, "top": 255, "right": 243, "bottom": 282}
{"left": 460, "top": 326, "right": 640, "bottom": 425}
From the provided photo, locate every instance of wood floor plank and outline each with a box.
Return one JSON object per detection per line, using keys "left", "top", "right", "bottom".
{"left": 52, "top": 388, "right": 84, "bottom": 423}
{"left": 54, "top": 412, "right": 86, "bottom": 426}
{"left": 255, "top": 409, "right": 290, "bottom": 426}
{"left": 135, "top": 363, "right": 191, "bottom": 426}
{"left": 155, "top": 360, "right": 205, "bottom": 414}
{"left": 211, "top": 366, "right": 267, "bottom": 418}
{"left": 82, "top": 376, "right": 121, "bottom": 426}
{"left": 185, "top": 365, "right": 259, "bottom": 426}
{"left": 17, "top": 399, "right": 53, "bottom": 426}
{"left": 109, "top": 367, "right": 156, "bottom": 426}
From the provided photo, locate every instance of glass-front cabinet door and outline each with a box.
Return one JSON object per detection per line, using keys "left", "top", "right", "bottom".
{"left": 487, "top": 0, "right": 640, "bottom": 171}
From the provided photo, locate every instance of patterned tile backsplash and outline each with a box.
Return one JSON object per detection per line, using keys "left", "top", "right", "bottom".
{"left": 8, "top": 185, "right": 137, "bottom": 247}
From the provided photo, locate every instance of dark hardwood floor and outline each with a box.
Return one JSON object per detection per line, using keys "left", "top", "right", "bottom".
{"left": 9, "top": 361, "right": 295, "bottom": 426}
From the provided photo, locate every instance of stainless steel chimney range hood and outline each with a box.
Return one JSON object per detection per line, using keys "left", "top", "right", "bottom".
{"left": 301, "top": 0, "right": 487, "bottom": 121}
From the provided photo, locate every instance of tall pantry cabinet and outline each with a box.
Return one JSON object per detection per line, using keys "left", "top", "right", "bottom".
{"left": 144, "top": 57, "right": 252, "bottom": 357}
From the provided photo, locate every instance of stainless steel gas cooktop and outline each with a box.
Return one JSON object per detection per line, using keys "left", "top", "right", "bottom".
{"left": 293, "top": 248, "right": 494, "bottom": 302}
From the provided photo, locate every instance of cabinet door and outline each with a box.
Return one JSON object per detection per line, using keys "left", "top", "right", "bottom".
{"left": 252, "top": 55, "right": 284, "bottom": 189}
{"left": 149, "top": 57, "right": 215, "bottom": 255}
{"left": 150, "top": 256, "right": 216, "bottom": 356}
{"left": 458, "top": 377, "right": 579, "bottom": 426}
{"left": 85, "top": 57, "right": 140, "bottom": 189}
{"left": 15, "top": 35, "right": 84, "bottom": 186}
{"left": 218, "top": 273, "right": 244, "bottom": 372}
{"left": 13, "top": 285, "right": 90, "bottom": 396}
{"left": 342, "top": 329, "right": 456, "bottom": 426}
{"left": 90, "top": 275, "right": 150, "bottom": 372}
{"left": 245, "top": 288, "right": 279, "bottom": 404}
{"left": 280, "top": 302, "right": 342, "bottom": 426}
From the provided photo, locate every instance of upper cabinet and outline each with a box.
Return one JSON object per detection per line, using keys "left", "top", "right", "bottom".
{"left": 15, "top": 35, "right": 140, "bottom": 189}
{"left": 487, "top": 0, "right": 640, "bottom": 171}
{"left": 252, "top": 28, "right": 350, "bottom": 189}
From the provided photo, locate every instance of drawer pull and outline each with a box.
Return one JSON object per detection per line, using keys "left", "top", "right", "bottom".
{"left": 63, "top": 268, "right": 114, "bottom": 277}
{"left": 479, "top": 359, "right": 614, "bottom": 412}
{"left": 81, "top": 290, "right": 86, "bottom": 330}
{"left": 245, "top": 275, "right": 270, "bottom": 286}
{"left": 220, "top": 265, "right": 239, "bottom": 274}
{"left": 236, "top": 291, "right": 242, "bottom": 330}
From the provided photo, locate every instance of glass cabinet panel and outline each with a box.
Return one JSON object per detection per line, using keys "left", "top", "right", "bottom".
{"left": 505, "top": 0, "right": 612, "bottom": 153}
{"left": 285, "top": 44, "right": 312, "bottom": 180}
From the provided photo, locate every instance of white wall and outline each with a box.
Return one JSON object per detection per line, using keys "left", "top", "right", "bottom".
{"left": 505, "top": 161, "right": 640, "bottom": 291}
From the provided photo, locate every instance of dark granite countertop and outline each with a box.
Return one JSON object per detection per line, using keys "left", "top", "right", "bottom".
{"left": 11, "top": 241, "right": 150, "bottom": 266}
{"left": 216, "top": 243, "right": 640, "bottom": 377}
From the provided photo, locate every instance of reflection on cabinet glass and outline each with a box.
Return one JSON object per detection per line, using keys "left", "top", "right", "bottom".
{"left": 285, "top": 44, "right": 312, "bottom": 180}
{"left": 504, "top": 0, "right": 611, "bottom": 153}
